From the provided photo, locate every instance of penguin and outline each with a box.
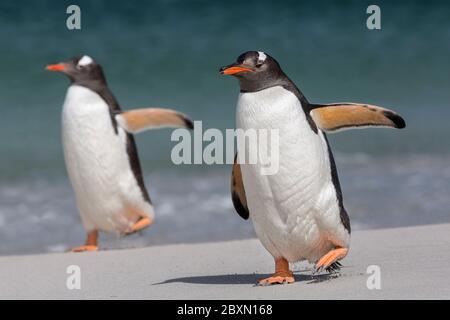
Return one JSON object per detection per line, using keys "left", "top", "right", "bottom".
{"left": 46, "top": 55, "right": 193, "bottom": 252}
{"left": 220, "top": 51, "right": 405, "bottom": 285}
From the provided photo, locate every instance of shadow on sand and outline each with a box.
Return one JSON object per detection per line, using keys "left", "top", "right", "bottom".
{"left": 154, "top": 272, "right": 340, "bottom": 286}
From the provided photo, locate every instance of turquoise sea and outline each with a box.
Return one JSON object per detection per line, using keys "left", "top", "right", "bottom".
{"left": 0, "top": 0, "right": 449, "bottom": 255}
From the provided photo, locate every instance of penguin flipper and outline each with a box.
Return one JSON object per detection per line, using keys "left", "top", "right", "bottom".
{"left": 231, "top": 153, "right": 249, "bottom": 220}
{"left": 116, "top": 108, "right": 193, "bottom": 134}
{"left": 309, "top": 103, "right": 405, "bottom": 133}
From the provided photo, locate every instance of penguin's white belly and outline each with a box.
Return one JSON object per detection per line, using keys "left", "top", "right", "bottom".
{"left": 236, "top": 86, "right": 350, "bottom": 263}
{"left": 62, "top": 85, "right": 153, "bottom": 233}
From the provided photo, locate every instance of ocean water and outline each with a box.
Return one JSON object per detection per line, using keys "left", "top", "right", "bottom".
{"left": 0, "top": 0, "right": 449, "bottom": 255}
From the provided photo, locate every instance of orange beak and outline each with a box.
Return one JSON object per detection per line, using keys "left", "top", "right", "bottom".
{"left": 220, "top": 65, "right": 253, "bottom": 75}
{"left": 46, "top": 63, "right": 67, "bottom": 72}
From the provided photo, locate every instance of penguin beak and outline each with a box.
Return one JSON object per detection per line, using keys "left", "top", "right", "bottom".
{"left": 220, "top": 63, "right": 253, "bottom": 75}
{"left": 46, "top": 63, "right": 68, "bottom": 72}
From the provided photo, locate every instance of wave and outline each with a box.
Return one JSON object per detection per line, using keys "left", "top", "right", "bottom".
{"left": 0, "top": 153, "right": 449, "bottom": 255}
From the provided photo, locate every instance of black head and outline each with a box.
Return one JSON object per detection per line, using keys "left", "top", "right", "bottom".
{"left": 220, "top": 51, "right": 287, "bottom": 92}
{"left": 46, "top": 55, "right": 107, "bottom": 87}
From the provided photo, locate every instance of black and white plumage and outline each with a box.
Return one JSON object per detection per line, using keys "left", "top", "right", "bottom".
{"left": 47, "top": 55, "right": 193, "bottom": 251}
{"left": 221, "top": 51, "right": 405, "bottom": 284}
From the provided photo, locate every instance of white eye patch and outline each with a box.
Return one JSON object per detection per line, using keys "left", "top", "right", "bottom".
{"left": 78, "top": 55, "right": 94, "bottom": 67}
{"left": 257, "top": 51, "right": 267, "bottom": 62}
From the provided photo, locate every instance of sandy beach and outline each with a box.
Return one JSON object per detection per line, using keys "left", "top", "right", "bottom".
{"left": 0, "top": 223, "right": 449, "bottom": 299}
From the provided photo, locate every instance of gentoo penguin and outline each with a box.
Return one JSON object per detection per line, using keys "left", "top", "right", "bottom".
{"left": 220, "top": 51, "right": 405, "bottom": 285}
{"left": 47, "top": 55, "right": 193, "bottom": 252}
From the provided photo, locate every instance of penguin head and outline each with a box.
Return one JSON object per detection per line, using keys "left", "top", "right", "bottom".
{"left": 46, "top": 55, "right": 106, "bottom": 85}
{"left": 220, "top": 51, "right": 285, "bottom": 92}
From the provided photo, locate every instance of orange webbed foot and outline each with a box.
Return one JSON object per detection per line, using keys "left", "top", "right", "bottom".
{"left": 70, "top": 230, "right": 98, "bottom": 253}
{"left": 125, "top": 217, "right": 153, "bottom": 235}
{"left": 71, "top": 245, "right": 98, "bottom": 253}
{"left": 257, "top": 258, "right": 295, "bottom": 286}
{"left": 315, "top": 247, "right": 348, "bottom": 273}
{"left": 258, "top": 273, "right": 295, "bottom": 286}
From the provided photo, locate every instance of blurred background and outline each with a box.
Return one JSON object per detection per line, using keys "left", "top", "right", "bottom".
{"left": 0, "top": 0, "right": 449, "bottom": 255}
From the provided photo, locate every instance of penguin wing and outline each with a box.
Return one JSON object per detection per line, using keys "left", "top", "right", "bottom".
{"left": 231, "top": 153, "right": 249, "bottom": 220}
{"left": 309, "top": 103, "right": 406, "bottom": 133}
{"left": 115, "top": 108, "right": 193, "bottom": 134}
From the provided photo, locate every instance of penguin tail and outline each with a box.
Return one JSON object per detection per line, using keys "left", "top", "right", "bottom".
{"left": 116, "top": 108, "right": 194, "bottom": 134}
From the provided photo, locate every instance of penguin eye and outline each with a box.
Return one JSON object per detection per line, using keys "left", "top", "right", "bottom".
{"left": 76, "top": 64, "right": 85, "bottom": 70}
{"left": 255, "top": 61, "right": 263, "bottom": 68}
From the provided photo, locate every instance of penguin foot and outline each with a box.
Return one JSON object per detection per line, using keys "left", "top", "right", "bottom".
{"left": 71, "top": 230, "right": 99, "bottom": 253}
{"left": 126, "top": 217, "right": 153, "bottom": 235}
{"left": 315, "top": 248, "right": 348, "bottom": 273}
{"left": 313, "top": 261, "right": 342, "bottom": 275}
{"left": 258, "top": 258, "right": 295, "bottom": 286}
{"left": 326, "top": 261, "right": 342, "bottom": 273}
{"left": 71, "top": 245, "right": 98, "bottom": 253}
{"left": 258, "top": 273, "right": 295, "bottom": 286}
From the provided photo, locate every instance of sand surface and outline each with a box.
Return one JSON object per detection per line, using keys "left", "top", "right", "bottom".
{"left": 0, "top": 223, "right": 449, "bottom": 299}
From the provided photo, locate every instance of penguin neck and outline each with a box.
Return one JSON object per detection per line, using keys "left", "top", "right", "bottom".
{"left": 239, "top": 73, "right": 309, "bottom": 105}
{"left": 72, "top": 77, "right": 106, "bottom": 95}
{"left": 71, "top": 79, "right": 121, "bottom": 113}
{"left": 239, "top": 78, "right": 282, "bottom": 93}
{"left": 238, "top": 72, "right": 317, "bottom": 133}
